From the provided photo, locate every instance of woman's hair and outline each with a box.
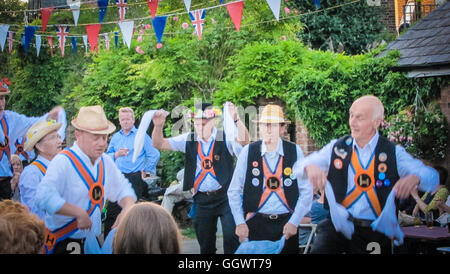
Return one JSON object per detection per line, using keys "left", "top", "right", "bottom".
{"left": 0, "top": 200, "right": 45, "bottom": 254}
{"left": 113, "top": 202, "right": 182, "bottom": 254}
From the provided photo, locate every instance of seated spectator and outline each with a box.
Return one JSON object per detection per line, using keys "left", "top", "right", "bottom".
{"left": 9, "top": 154, "right": 23, "bottom": 201}
{"left": 161, "top": 169, "right": 193, "bottom": 214}
{"left": 113, "top": 201, "right": 182, "bottom": 254}
{"left": 411, "top": 166, "right": 449, "bottom": 220}
{"left": 0, "top": 200, "right": 45, "bottom": 254}
{"left": 298, "top": 188, "right": 329, "bottom": 246}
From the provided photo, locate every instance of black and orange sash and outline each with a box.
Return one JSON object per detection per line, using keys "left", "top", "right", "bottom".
{"left": 15, "top": 137, "right": 29, "bottom": 161}
{"left": 43, "top": 149, "right": 105, "bottom": 254}
{"left": 31, "top": 160, "right": 47, "bottom": 176}
{"left": 192, "top": 141, "right": 217, "bottom": 194}
{"left": 0, "top": 117, "right": 11, "bottom": 162}
{"left": 341, "top": 149, "right": 382, "bottom": 217}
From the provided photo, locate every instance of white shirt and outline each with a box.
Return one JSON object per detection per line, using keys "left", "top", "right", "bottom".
{"left": 35, "top": 142, "right": 137, "bottom": 238}
{"left": 19, "top": 155, "right": 50, "bottom": 220}
{"left": 168, "top": 127, "right": 242, "bottom": 192}
{"left": 228, "top": 138, "right": 313, "bottom": 226}
{"left": 293, "top": 131, "right": 439, "bottom": 220}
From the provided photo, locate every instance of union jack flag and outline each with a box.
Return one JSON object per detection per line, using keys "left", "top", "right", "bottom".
{"left": 7, "top": 31, "right": 13, "bottom": 53}
{"left": 116, "top": 0, "right": 128, "bottom": 22}
{"left": 104, "top": 33, "right": 110, "bottom": 51}
{"left": 56, "top": 25, "right": 69, "bottom": 57}
{"left": 189, "top": 9, "right": 206, "bottom": 40}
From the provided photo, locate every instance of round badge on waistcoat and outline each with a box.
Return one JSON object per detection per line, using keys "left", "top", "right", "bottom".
{"left": 252, "top": 168, "right": 260, "bottom": 176}
{"left": 378, "top": 172, "right": 386, "bottom": 180}
{"left": 266, "top": 177, "right": 280, "bottom": 190}
{"left": 0, "top": 136, "right": 9, "bottom": 148}
{"left": 252, "top": 161, "right": 259, "bottom": 168}
{"left": 290, "top": 173, "right": 296, "bottom": 180}
{"left": 284, "top": 167, "right": 292, "bottom": 176}
{"left": 356, "top": 173, "right": 372, "bottom": 189}
{"left": 91, "top": 185, "right": 103, "bottom": 201}
{"left": 378, "top": 163, "right": 387, "bottom": 173}
{"left": 214, "top": 154, "right": 220, "bottom": 161}
{"left": 376, "top": 180, "right": 383, "bottom": 188}
{"left": 345, "top": 137, "right": 353, "bottom": 146}
{"left": 284, "top": 178, "right": 293, "bottom": 187}
{"left": 251, "top": 178, "right": 260, "bottom": 187}
{"left": 334, "top": 159, "right": 343, "bottom": 170}
{"left": 201, "top": 159, "right": 213, "bottom": 170}
{"left": 17, "top": 146, "right": 23, "bottom": 153}
{"left": 378, "top": 152, "right": 387, "bottom": 162}
{"left": 384, "top": 179, "right": 391, "bottom": 187}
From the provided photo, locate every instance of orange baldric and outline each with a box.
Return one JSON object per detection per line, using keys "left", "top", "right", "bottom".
{"left": 31, "top": 160, "right": 47, "bottom": 176}
{"left": 192, "top": 141, "right": 216, "bottom": 194}
{"left": 341, "top": 150, "right": 382, "bottom": 217}
{"left": 0, "top": 117, "right": 11, "bottom": 162}
{"left": 43, "top": 149, "right": 105, "bottom": 254}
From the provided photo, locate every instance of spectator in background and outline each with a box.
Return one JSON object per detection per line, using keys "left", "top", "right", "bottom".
{"left": 113, "top": 202, "right": 182, "bottom": 254}
{"left": 298, "top": 187, "right": 329, "bottom": 246}
{"left": 9, "top": 154, "right": 23, "bottom": 201}
{"left": 0, "top": 199, "right": 45, "bottom": 254}
{"left": 104, "top": 107, "right": 160, "bottom": 237}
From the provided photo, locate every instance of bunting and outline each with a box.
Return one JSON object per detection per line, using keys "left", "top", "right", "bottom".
{"left": 114, "top": 31, "right": 119, "bottom": 48}
{"left": 71, "top": 37, "right": 77, "bottom": 54}
{"left": 183, "top": 0, "right": 192, "bottom": 12}
{"left": 226, "top": 1, "right": 244, "bottom": 32}
{"left": 189, "top": 9, "right": 206, "bottom": 40}
{"left": 36, "top": 35, "right": 41, "bottom": 56}
{"left": 68, "top": 1, "right": 81, "bottom": 26}
{"left": 116, "top": 0, "right": 128, "bottom": 22}
{"left": 41, "top": 7, "right": 54, "bottom": 32}
{"left": 151, "top": 16, "right": 167, "bottom": 48}
{"left": 7, "top": 31, "right": 13, "bottom": 53}
{"left": 118, "top": 20, "right": 134, "bottom": 49}
{"left": 147, "top": 0, "right": 159, "bottom": 19}
{"left": 104, "top": 33, "right": 110, "bottom": 51}
{"left": 0, "top": 25, "right": 9, "bottom": 52}
{"left": 85, "top": 24, "right": 102, "bottom": 53}
{"left": 265, "top": 0, "right": 281, "bottom": 21}
{"left": 24, "top": 26, "right": 37, "bottom": 53}
{"left": 98, "top": 0, "right": 109, "bottom": 23}
{"left": 82, "top": 35, "right": 88, "bottom": 53}
{"left": 56, "top": 25, "right": 69, "bottom": 57}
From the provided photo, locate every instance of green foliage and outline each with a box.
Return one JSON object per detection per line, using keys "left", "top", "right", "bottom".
{"left": 287, "top": 0, "right": 386, "bottom": 55}
{"left": 158, "top": 151, "right": 185, "bottom": 187}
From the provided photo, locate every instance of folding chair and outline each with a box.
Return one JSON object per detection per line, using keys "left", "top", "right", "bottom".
{"left": 298, "top": 223, "right": 318, "bottom": 254}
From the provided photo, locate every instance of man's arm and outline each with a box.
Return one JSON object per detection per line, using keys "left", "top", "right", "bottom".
{"left": 151, "top": 110, "right": 173, "bottom": 151}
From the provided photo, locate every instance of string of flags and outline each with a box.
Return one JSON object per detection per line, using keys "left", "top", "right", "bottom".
{"left": 0, "top": 0, "right": 343, "bottom": 57}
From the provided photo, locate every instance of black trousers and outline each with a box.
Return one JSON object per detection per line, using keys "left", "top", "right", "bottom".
{"left": 311, "top": 218, "right": 393, "bottom": 254}
{"left": 246, "top": 213, "right": 299, "bottom": 254}
{"left": 0, "top": 177, "right": 12, "bottom": 201}
{"left": 192, "top": 192, "right": 240, "bottom": 254}
{"left": 103, "top": 172, "right": 146, "bottom": 237}
{"left": 52, "top": 238, "right": 85, "bottom": 254}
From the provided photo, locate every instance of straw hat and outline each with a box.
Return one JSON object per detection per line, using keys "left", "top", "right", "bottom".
{"left": 253, "top": 104, "right": 290, "bottom": 124}
{"left": 0, "top": 78, "right": 11, "bottom": 95}
{"left": 24, "top": 120, "right": 62, "bottom": 151}
{"left": 71, "top": 105, "right": 116, "bottom": 135}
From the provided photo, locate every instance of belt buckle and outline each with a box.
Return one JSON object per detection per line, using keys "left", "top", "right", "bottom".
{"left": 269, "top": 214, "right": 278, "bottom": 220}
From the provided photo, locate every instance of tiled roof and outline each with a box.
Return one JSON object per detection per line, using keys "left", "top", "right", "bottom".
{"left": 381, "top": 2, "right": 450, "bottom": 68}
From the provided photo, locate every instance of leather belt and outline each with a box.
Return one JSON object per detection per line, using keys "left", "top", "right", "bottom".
{"left": 0, "top": 177, "right": 11, "bottom": 182}
{"left": 352, "top": 218, "right": 373, "bottom": 228}
{"left": 198, "top": 188, "right": 224, "bottom": 196}
{"left": 257, "top": 212, "right": 291, "bottom": 220}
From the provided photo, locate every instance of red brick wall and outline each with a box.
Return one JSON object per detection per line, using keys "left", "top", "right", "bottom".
{"left": 381, "top": 0, "right": 397, "bottom": 32}
{"left": 295, "top": 120, "right": 318, "bottom": 156}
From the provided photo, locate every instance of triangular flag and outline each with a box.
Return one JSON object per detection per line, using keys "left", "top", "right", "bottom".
{"left": 219, "top": 0, "right": 224, "bottom": 3}
{"left": 41, "top": 7, "right": 54, "bottom": 32}
{"left": 21, "top": 34, "right": 25, "bottom": 46}
{"left": 98, "top": 0, "right": 109, "bottom": 23}
{"left": 226, "top": 1, "right": 243, "bottom": 31}
{"left": 118, "top": 20, "right": 134, "bottom": 49}
{"left": 47, "top": 36, "right": 54, "bottom": 57}
{"left": 183, "top": 0, "right": 191, "bottom": 12}
{"left": 104, "top": 33, "right": 110, "bottom": 51}
{"left": 265, "top": 0, "right": 281, "bottom": 21}
{"left": 314, "top": 0, "right": 320, "bottom": 9}
{"left": 35, "top": 35, "right": 41, "bottom": 56}
{"left": 189, "top": 9, "right": 206, "bottom": 40}
{"left": 146, "top": 0, "right": 159, "bottom": 19}
{"left": 114, "top": 31, "right": 119, "bottom": 48}
{"left": 116, "top": 0, "right": 128, "bottom": 22}
{"left": 67, "top": 1, "right": 81, "bottom": 26}
{"left": 24, "top": 26, "right": 37, "bottom": 53}
{"left": 7, "top": 31, "right": 13, "bottom": 53}
{"left": 0, "top": 25, "right": 9, "bottom": 52}
{"left": 56, "top": 25, "right": 69, "bottom": 57}
{"left": 85, "top": 24, "right": 102, "bottom": 53}
{"left": 71, "top": 37, "right": 77, "bottom": 54}
{"left": 151, "top": 16, "right": 167, "bottom": 48}
{"left": 82, "top": 35, "right": 88, "bottom": 53}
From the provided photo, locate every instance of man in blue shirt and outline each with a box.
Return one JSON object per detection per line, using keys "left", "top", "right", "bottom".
{"left": 0, "top": 76, "right": 63, "bottom": 200}
{"left": 104, "top": 107, "right": 160, "bottom": 236}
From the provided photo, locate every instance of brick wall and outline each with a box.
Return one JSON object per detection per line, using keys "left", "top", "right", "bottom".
{"left": 438, "top": 85, "right": 450, "bottom": 176}
{"left": 381, "top": 0, "right": 397, "bottom": 32}
{"left": 294, "top": 119, "right": 318, "bottom": 156}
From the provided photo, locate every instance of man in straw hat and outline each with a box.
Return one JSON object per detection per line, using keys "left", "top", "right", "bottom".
{"left": 35, "top": 105, "right": 137, "bottom": 254}
{"left": 0, "top": 77, "right": 64, "bottom": 200}
{"left": 293, "top": 95, "right": 439, "bottom": 254}
{"left": 152, "top": 102, "right": 249, "bottom": 254}
{"left": 228, "top": 104, "right": 313, "bottom": 254}
{"left": 18, "top": 119, "right": 65, "bottom": 220}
